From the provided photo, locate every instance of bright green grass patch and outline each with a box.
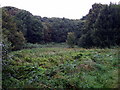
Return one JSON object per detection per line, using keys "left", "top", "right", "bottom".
{"left": 3, "top": 47, "right": 119, "bottom": 88}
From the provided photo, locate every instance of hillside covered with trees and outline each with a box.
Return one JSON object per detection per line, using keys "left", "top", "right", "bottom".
{"left": 2, "top": 3, "right": 120, "bottom": 50}
{"left": 1, "top": 3, "right": 120, "bottom": 89}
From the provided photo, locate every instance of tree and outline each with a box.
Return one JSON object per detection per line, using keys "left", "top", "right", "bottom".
{"left": 42, "top": 22, "right": 52, "bottom": 43}
{"left": 78, "top": 3, "right": 120, "bottom": 48}
{"left": 15, "top": 10, "right": 44, "bottom": 43}
{"left": 66, "top": 32, "right": 75, "bottom": 48}
{"left": 2, "top": 8, "right": 26, "bottom": 50}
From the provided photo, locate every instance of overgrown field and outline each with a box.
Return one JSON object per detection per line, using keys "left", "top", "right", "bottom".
{"left": 3, "top": 44, "right": 119, "bottom": 89}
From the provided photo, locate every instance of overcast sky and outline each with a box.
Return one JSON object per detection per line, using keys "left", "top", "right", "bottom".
{"left": 0, "top": 0, "right": 119, "bottom": 19}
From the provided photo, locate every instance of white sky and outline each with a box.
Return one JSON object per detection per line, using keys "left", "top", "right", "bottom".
{"left": 0, "top": 0, "right": 119, "bottom": 19}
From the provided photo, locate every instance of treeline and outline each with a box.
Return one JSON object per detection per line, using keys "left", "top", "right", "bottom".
{"left": 2, "top": 3, "right": 120, "bottom": 50}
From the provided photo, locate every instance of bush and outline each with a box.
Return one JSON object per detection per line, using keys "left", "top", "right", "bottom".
{"left": 66, "top": 32, "right": 75, "bottom": 48}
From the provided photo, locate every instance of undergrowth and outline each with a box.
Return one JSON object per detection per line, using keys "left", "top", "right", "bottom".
{"left": 2, "top": 44, "right": 119, "bottom": 89}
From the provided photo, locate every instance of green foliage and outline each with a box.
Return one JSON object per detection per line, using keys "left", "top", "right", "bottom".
{"left": 3, "top": 4, "right": 120, "bottom": 48}
{"left": 2, "top": 6, "right": 82, "bottom": 44}
{"left": 2, "top": 44, "right": 119, "bottom": 88}
{"left": 2, "top": 8, "right": 25, "bottom": 50}
{"left": 79, "top": 3, "right": 120, "bottom": 48}
{"left": 2, "top": 34, "right": 12, "bottom": 60}
{"left": 66, "top": 32, "right": 76, "bottom": 48}
{"left": 41, "top": 17, "right": 81, "bottom": 43}
{"left": 15, "top": 10, "right": 44, "bottom": 43}
{"left": 72, "top": 53, "right": 83, "bottom": 59}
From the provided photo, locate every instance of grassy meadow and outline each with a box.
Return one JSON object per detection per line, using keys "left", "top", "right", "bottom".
{"left": 3, "top": 43, "right": 119, "bottom": 88}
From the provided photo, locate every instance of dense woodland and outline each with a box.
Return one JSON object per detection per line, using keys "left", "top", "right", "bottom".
{"left": 2, "top": 3, "right": 120, "bottom": 51}
{"left": 1, "top": 3, "right": 120, "bottom": 89}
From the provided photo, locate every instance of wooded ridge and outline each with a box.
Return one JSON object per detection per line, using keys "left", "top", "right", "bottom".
{"left": 2, "top": 3, "right": 120, "bottom": 50}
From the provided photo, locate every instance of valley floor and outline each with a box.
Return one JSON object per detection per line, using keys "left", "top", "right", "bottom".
{"left": 3, "top": 43, "right": 119, "bottom": 88}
